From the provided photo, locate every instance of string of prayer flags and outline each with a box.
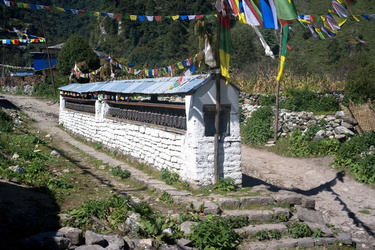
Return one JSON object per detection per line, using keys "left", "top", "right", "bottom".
{"left": 0, "top": 64, "right": 33, "bottom": 70}
{"left": 0, "top": 0, "right": 213, "bottom": 22}
{"left": 72, "top": 54, "right": 197, "bottom": 79}
{"left": 0, "top": 27, "right": 45, "bottom": 40}
{"left": 1, "top": 38, "right": 45, "bottom": 44}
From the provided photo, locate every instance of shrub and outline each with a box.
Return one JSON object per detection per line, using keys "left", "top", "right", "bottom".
{"left": 288, "top": 222, "right": 322, "bottom": 238}
{"left": 289, "top": 128, "right": 340, "bottom": 157}
{"left": 280, "top": 89, "right": 339, "bottom": 113}
{"left": 332, "top": 132, "right": 375, "bottom": 184}
{"left": 214, "top": 177, "right": 237, "bottom": 192}
{"left": 346, "top": 63, "right": 375, "bottom": 101}
{"left": 242, "top": 106, "right": 274, "bottom": 146}
{"left": 112, "top": 166, "right": 131, "bottom": 179}
{"left": 0, "top": 109, "right": 13, "bottom": 133}
{"left": 160, "top": 168, "right": 180, "bottom": 185}
{"left": 188, "top": 215, "right": 239, "bottom": 249}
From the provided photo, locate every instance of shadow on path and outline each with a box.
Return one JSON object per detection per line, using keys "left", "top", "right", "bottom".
{"left": 243, "top": 171, "right": 375, "bottom": 238}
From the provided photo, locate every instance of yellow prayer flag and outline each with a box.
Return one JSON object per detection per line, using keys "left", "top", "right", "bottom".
{"left": 56, "top": 7, "right": 65, "bottom": 12}
{"left": 172, "top": 15, "right": 180, "bottom": 20}
{"left": 93, "top": 12, "right": 100, "bottom": 17}
{"left": 276, "top": 56, "right": 286, "bottom": 82}
{"left": 23, "top": 4, "right": 30, "bottom": 8}
{"left": 177, "top": 62, "right": 184, "bottom": 69}
{"left": 130, "top": 15, "right": 138, "bottom": 21}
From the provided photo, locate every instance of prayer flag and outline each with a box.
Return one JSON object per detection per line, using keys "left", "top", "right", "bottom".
{"left": 274, "top": 0, "right": 298, "bottom": 26}
{"left": 260, "top": 0, "right": 279, "bottom": 29}
{"left": 332, "top": 1, "right": 349, "bottom": 18}
{"left": 276, "top": 25, "right": 289, "bottom": 81}
{"left": 218, "top": 0, "right": 233, "bottom": 82}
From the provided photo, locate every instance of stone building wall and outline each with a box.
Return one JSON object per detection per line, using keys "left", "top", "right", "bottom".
{"left": 59, "top": 108, "right": 185, "bottom": 174}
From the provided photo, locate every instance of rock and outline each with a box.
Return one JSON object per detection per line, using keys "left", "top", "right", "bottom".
{"left": 342, "top": 117, "right": 358, "bottom": 125}
{"left": 176, "top": 238, "right": 193, "bottom": 250}
{"left": 217, "top": 197, "right": 240, "bottom": 208}
{"left": 50, "top": 150, "right": 61, "bottom": 156}
{"left": 162, "top": 228, "right": 174, "bottom": 235}
{"left": 58, "top": 227, "right": 83, "bottom": 245}
{"left": 335, "top": 111, "right": 346, "bottom": 119}
{"left": 305, "top": 222, "right": 334, "bottom": 237}
{"left": 341, "top": 121, "right": 354, "bottom": 129}
{"left": 334, "top": 126, "right": 355, "bottom": 136}
{"left": 273, "top": 192, "right": 302, "bottom": 205}
{"left": 296, "top": 207, "right": 325, "bottom": 225}
{"left": 11, "top": 153, "right": 20, "bottom": 160}
{"left": 85, "top": 231, "right": 106, "bottom": 246}
{"left": 20, "top": 232, "right": 70, "bottom": 249}
{"left": 103, "top": 234, "right": 127, "bottom": 250}
{"left": 139, "top": 238, "right": 158, "bottom": 248}
{"left": 203, "top": 201, "right": 220, "bottom": 215}
{"left": 314, "top": 130, "right": 326, "bottom": 140}
{"left": 8, "top": 165, "right": 26, "bottom": 174}
{"left": 45, "top": 134, "right": 51, "bottom": 138}
{"left": 180, "top": 221, "right": 198, "bottom": 235}
{"left": 301, "top": 198, "right": 316, "bottom": 209}
{"left": 75, "top": 245, "right": 105, "bottom": 250}
{"left": 240, "top": 197, "right": 274, "bottom": 207}
{"left": 125, "top": 212, "right": 141, "bottom": 229}
{"left": 337, "top": 233, "right": 352, "bottom": 245}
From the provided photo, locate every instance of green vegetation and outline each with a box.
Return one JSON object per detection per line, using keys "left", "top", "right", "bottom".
{"left": 332, "top": 132, "right": 375, "bottom": 184}
{"left": 214, "top": 177, "right": 237, "bottom": 192}
{"left": 288, "top": 125, "right": 340, "bottom": 157}
{"left": 288, "top": 222, "right": 324, "bottom": 239}
{"left": 254, "top": 229, "right": 282, "bottom": 241}
{"left": 160, "top": 168, "right": 180, "bottom": 185}
{"left": 58, "top": 34, "right": 101, "bottom": 75}
{"left": 111, "top": 166, "right": 131, "bottom": 179}
{"left": 280, "top": 89, "right": 340, "bottom": 113}
{"left": 187, "top": 215, "right": 239, "bottom": 250}
{"left": 242, "top": 106, "right": 274, "bottom": 146}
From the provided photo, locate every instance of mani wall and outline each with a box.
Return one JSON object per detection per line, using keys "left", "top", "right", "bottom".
{"left": 59, "top": 79, "right": 242, "bottom": 187}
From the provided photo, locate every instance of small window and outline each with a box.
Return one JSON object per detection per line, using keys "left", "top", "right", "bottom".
{"left": 204, "top": 105, "right": 231, "bottom": 137}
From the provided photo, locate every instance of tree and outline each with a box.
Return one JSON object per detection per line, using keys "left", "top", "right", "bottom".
{"left": 58, "top": 34, "right": 100, "bottom": 75}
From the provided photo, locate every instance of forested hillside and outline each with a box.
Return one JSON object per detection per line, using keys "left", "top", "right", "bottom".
{"left": 1, "top": 0, "right": 375, "bottom": 93}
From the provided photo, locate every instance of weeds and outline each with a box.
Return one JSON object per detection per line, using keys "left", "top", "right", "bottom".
{"left": 111, "top": 166, "right": 131, "bottom": 179}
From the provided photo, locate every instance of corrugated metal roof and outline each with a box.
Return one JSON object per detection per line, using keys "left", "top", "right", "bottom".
{"left": 59, "top": 74, "right": 212, "bottom": 95}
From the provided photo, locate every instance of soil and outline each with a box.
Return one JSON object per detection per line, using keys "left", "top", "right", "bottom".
{"left": 1, "top": 94, "right": 375, "bottom": 247}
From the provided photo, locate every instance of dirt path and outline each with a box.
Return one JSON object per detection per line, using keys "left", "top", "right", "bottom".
{"left": 1, "top": 94, "right": 375, "bottom": 246}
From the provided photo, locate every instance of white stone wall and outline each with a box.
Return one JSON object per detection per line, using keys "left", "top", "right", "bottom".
{"left": 59, "top": 107, "right": 185, "bottom": 173}
{"left": 59, "top": 79, "right": 242, "bottom": 187}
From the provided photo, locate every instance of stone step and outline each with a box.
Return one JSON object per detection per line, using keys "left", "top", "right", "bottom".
{"left": 234, "top": 224, "right": 288, "bottom": 237}
{"left": 238, "top": 237, "right": 339, "bottom": 250}
{"left": 222, "top": 208, "right": 290, "bottom": 222}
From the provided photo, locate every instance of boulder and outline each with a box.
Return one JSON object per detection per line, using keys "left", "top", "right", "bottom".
{"left": 335, "top": 111, "right": 346, "bottom": 119}
{"left": 85, "top": 231, "right": 106, "bottom": 247}
{"left": 180, "top": 221, "right": 198, "bottom": 235}
{"left": 296, "top": 207, "right": 325, "bottom": 225}
{"left": 58, "top": 227, "right": 83, "bottom": 245}
{"left": 334, "top": 126, "right": 355, "bottom": 136}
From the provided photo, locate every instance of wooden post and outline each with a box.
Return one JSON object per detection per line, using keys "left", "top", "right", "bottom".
{"left": 41, "top": 20, "right": 57, "bottom": 98}
{"left": 214, "top": 73, "right": 221, "bottom": 185}
{"left": 1, "top": 44, "right": 5, "bottom": 78}
{"left": 274, "top": 27, "right": 283, "bottom": 142}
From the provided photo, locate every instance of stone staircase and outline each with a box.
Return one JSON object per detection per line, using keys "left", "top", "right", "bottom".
{"left": 116, "top": 160, "right": 355, "bottom": 249}
{"left": 61, "top": 138, "right": 358, "bottom": 249}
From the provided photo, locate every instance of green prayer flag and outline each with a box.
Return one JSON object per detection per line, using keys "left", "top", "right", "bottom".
{"left": 274, "top": 0, "right": 297, "bottom": 20}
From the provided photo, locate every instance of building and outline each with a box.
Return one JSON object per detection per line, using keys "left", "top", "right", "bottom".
{"left": 58, "top": 74, "right": 242, "bottom": 187}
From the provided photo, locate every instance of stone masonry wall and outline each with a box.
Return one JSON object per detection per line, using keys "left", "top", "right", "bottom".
{"left": 59, "top": 109, "right": 185, "bottom": 173}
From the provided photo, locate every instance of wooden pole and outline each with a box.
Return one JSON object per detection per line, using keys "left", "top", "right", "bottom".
{"left": 213, "top": 7, "right": 222, "bottom": 185}
{"left": 214, "top": 73, "right": 221, "bottom": 185}
{"left": 41, "top": 20, "right": 57, "bottom": 98}
{"left": 1, "top": 44, "right": 5, "bottom": 78}
{"left": 274, "top": 27, "right": 283, "bottom": 142}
